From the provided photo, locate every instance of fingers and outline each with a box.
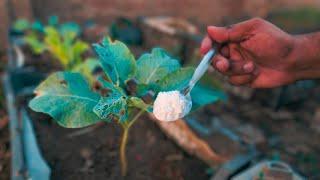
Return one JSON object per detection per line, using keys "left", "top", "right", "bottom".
{"left": 212, "top": 56, "right": 257, "bottom": 86}
{"left": 200, "top": 36, "right": 229, "bottom": 56}
{"left": 212, "top": 55, "right": 255, "bottom": 75}
{"left": 205, "top": 18, "right": 265, "bottom": 86}
{"left": 211, "top": 54, "right": 229, "bottom": 72}
{"left": 243, "top": 61, "right": 255, "bottom": 73}
{"left": 200, "top": 36, "right": 212, "bottom": 55}
{"left": 207, "top": 26, "right": 230, "bottom": 43}
{"left": 220, "top": 46, "right": 230, "bottom": 58}
{"left": 229, "top": 61, "right": 255, "bottom": 75}
{"left": 229, "top": 44, "right": 243, "bottom": 61}
{"left": 207, "top": 18, "right": 262, "bottom": 43}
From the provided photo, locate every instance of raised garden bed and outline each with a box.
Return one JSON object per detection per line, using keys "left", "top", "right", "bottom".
{"left": 6, "top": 16, "right": 315, "bottom": 180}
{"left": 4, "top": 21, "right": 245, "bottom": 179}
{"left": 5, "top": 46, "right": 241, "bottom": 180}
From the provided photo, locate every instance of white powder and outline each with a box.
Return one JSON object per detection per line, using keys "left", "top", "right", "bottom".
{"left": 153, "top": 91, "right": 192, "bottom": 121}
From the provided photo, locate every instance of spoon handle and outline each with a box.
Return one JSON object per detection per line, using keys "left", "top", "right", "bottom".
{"left": 184, "top": 48, "right": 216, "bottom": 94}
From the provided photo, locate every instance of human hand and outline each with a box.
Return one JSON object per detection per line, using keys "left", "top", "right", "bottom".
{"left": 201, "top": 18, "right": 299, "bottom": 88}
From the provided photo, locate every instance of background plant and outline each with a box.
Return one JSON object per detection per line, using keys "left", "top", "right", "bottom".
{"left": 23, "top": 23, "right": 86, "bottom": 69}
{"left": 42, "top": 26, "right": 88, "bottom": 70}
{"left": 28, "top": 36, "right": 225, "bottom": 176}
{"left": 14, "top": 17, "right": 100, "bottom": 84}
{"left": 12, "top": 16, "right": 81, "bottom": 35}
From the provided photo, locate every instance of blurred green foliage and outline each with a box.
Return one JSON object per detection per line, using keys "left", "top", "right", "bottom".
{"left": 48, "top": 15, "right": 59, "bottom": 26}
{"left": 268, "top": 7, "right": 320, "bottom": 33}
{"left": 24, "top": 33, "right": 46, "bottom": 54}
{"left": 15, "top": 16, "right": 99, "bottom": 84}
{"left": 12, "top": 19, "right": 30, "bottom": 32}
{"left": 43, "top": 26, "right": 88, "bottom": 69}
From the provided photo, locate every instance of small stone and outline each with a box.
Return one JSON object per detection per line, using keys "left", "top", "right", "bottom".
{"left": 80, "top": 148, "right": 92, "bottom": 159}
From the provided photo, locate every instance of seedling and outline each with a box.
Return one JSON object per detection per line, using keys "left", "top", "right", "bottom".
{"left": 13, "top": 16, "right": 81, "bottom": 34}
{"left": 43, "top": 26, "right": 88, "bottom": 69}
{"left": 24, "top": 26, "right": 88, "bottom": 68}
{"left": 24, "top": 32, "right": 47, "bottom": 55}
{"left": 23, "top": 26, "right": 99, "bottom": 84}
{"left": 17, "top": 16, "right": 83, "bottom": 63}
{"left": 29, "top": 37, "right": 225, "bottom": 175}
{"left": 19, "top": 17, "right": 99, "bottom": 84}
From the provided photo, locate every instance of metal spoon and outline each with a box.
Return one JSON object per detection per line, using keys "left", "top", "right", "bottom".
{"left": 172, "top": 47, "right": 217, "bottom": 119}
{"left": 153, "top": 47, "right": 218, "bottom": 121}
{"left": 181, "top": 47, "right": 217, "bottom": 96}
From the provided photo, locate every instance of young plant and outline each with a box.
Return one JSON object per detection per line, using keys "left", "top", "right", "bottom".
{"left": 23, "top": 23, "right": 99, "bottom": 84}
{"left": 13, "top": 16, "right": 80, "bottom": 34}
{"left": 20, "top": 16, "right": 84, "bottom": 67}
{"left": 43, "top": 26, "right": 88, "bottom": 70}
{"left": 24, "top": 32, "right": 47, "bottom": 55}
{"left": 28, "top": 37, "right": 225, "bottom": 176}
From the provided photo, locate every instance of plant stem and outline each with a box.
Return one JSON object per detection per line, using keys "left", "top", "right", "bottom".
{"left": 119, "top": 109, "right": 144, "bottom": 176}
{"left": 120, "top": 127, "right": 129, "bottom": 176}
{"left": 127, "top": 109, "right": 145, "bottom": 128}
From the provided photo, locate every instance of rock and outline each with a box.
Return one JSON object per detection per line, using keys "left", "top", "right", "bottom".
{"left": 80, "top": 148, "right": 92, "bottom": 160}
{"left": 80, "top": 148, "right": 94, "bottom": 172}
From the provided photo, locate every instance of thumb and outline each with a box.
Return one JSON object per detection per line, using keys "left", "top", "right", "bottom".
{"left": 207, "top": 18, "right": 259, "bottom": 43}
{"left": 207, "top": 26, "right": 229, "bottom": 43}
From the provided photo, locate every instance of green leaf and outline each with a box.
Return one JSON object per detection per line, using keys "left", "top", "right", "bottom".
{"left": 92, "top": 37, "right": 136, "bottom": 86}
{"left": 156, "top": 67, "right": 194, "bottom": 92}
{"left": 190, "top": 84, "right": 227, "bottom": 110}
{"left": 31, "top": 21, "right": 44, "bottom": 33}
{"left": 96, "top": 76, "right": 126, "bottom": 96}
{"left": 59, "top": 22, "right": 81, "bottom": 37}
{"left": 135, "top": 84, "right": 152, "bottom": 97}
{"left": 93, "top": 77, "right": 129, "bottom": 123}
{"left": 72, "top": 40, "right": 89, "bottom": 64}
{"left": 72, "top": 58, "right": 101, "bottom": 84}
{"left": 44, "top": 26, "right": 88, "bottom": 70}
{"left": 128, "top": 97, "right": 152, "bottom": 112}
{"left": 93, "top": 94, "right": 128, "bottom": 123}
{"left": 44, "top": 27, "right": 69, "bottom": 67}
{"left": 48, "top": 15, "right": 59, "bottom": 26}
{"left": 24, "top": 33, "right": 46, "bottom": 54}
{"left": 29, "top": 72, "right": 102, "bottom": 128}
{"left": 44, "top": 26, "right": 60, "bottom": 40}
{"left": 136, "top": 48, "right": 180, "bottom": 84}
{"left": 13, "top": 19, "right": 30, "bottom": 31}
{"left": 196, "top": 73, "right": 224, "bottom": 90}
{"left": 61, "top": 30, "right": 77, "bottom": 43}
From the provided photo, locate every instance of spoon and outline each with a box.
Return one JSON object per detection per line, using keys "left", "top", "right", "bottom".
{"left": 181, "top": 47, "right": 217, "bottom": 96}
{"left": 152, "top": 47, "right": 218, "bottom": 121}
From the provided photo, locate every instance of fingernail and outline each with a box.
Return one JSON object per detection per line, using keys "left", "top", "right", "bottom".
{"left": 216, "top": 60, "right": 228, "bottom": 72}
{"left": 243, "top": 62, "right": 254, "bottom": 73}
